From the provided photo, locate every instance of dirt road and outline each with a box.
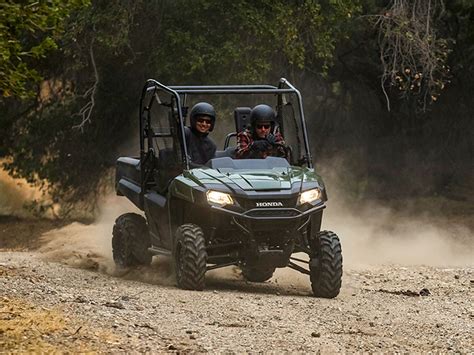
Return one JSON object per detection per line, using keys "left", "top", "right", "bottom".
{"left": 1, "top": 195, "right": 473, "bottom": 353}
{"left": 1, "top": 248, "right": 473, "bottom": 353}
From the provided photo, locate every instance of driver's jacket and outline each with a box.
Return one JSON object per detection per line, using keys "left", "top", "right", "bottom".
{"left": 235, "top": 129, "right": 286, "bottom": 159}
{"left": 184, "top": 126, "right": 216, "bottom": 165}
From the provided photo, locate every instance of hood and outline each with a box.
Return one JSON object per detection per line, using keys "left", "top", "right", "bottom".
{"left": 186, "top": 167, "right": 319, "bottom": 192}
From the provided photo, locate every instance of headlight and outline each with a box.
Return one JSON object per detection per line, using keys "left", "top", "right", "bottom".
{"left": 206, "top": 190, "right": 234, "bottom": 207}
{"left": 297, "top": 188, "right": 321, "bottom": 205}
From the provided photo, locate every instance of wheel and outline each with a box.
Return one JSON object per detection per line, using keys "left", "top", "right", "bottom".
{"left": 309, "top": 230, "right": 343, "bottom": 298}
{"left": 112, "top": 213, "right": 152, "bottom": 267}
{"left": 241, "top": 266, "right": 275, "bottom": 282}
{"left": 174, "top": 224, "right": 207, "bottom": 291}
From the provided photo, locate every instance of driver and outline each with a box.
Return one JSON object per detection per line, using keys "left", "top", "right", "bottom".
{"left": 235, "top": 104, "right": 287, "bottom": 159}
{"left": 184, "top": 102, "right": 217, "bottom": 166}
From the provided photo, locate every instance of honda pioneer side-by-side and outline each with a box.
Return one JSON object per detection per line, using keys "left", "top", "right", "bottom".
{"left": 112, "top": 78, "right": 342, "bottom": 298}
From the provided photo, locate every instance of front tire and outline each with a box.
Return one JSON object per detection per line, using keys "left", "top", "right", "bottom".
{"left": 112, "top": 213, "right": 152, "bottom": 268}
{"left": 174, "top": 224, "right": 207, "bottom": 290}
{"left": 241, "top": 267, "right": 275, "bottom": 282}
{"left": 309, "top": 231, "right": 343, "bottom": 298}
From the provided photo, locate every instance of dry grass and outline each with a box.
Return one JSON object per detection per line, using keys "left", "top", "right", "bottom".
{"left": 0, "top": 295, "right": 119, "bottom": 353}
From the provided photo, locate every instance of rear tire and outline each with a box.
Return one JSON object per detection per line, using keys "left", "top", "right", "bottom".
{"left": 112, "top": 213, "right": 152, "bottom": 268}
{"left": 174, "top": 224, "right": 207, "bottom": 291}
{"left": 241, "top": 267, "right": 275, "bottom": 282}
{"left": 309, "top": 231, "right": 342, "bottom": 298}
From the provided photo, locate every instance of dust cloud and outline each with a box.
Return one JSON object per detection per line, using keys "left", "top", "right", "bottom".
{"left": 323, "top": 195, "right": 473, "bottom": 269}
{"left": 0, "top": 168, "right": 48, "bottom": 217}
{"left": 35, "top": 191, "right": 472, "bottom": 290}
{"left": 306, "top": 156, "right": 473, "bottom": 268}
{"left": 273, "top": 164, "right": 473, "bottom": 290}
{"left": 38, "top": 195, "right": 123, "bottom": 270}
{"left": 37, "top": 195, "right": 174, "bottom": 286}
{"left": 271, "top": 196, "right": 473, "bottom": 292}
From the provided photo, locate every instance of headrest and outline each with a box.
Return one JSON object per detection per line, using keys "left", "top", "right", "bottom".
{"left": 234, "top": 107, "right": 251, "bottom": 133}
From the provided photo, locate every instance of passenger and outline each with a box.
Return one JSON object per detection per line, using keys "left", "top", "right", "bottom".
{"left": 184, "top": 102, "right": 217, "bottom": 166}
{"left": 235, "top": 104, "right": 287, "bottom": 159}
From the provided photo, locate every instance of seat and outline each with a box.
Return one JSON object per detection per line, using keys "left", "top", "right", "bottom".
{"left": 153, "top": 148, "right": 182, "bottom": 193}
{"left": 221, "top": 107, "right": 251, "bottom": 150}
{"left": 234, "top": 107, "right": 251, "bottom": 133}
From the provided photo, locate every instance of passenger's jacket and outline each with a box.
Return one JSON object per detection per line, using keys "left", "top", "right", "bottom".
{"left": 235, "top": 129, "right": 286, "bottom": 159}
{"left": 184, "top": 126, "right": 216, "bottom": 166}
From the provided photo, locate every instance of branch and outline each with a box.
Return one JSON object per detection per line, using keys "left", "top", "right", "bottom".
{"left": 426, "top": 0, "right": 432, "bottom": 36}
{"left": 73, "top": 39, "right": 98, "bottom": 132}
{"left": 374, "top": 0, "right": 450, "bottom": 111}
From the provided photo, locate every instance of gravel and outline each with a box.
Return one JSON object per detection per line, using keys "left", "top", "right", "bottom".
{"left": 1, "top": 251, "right": 473, "bottom": 353}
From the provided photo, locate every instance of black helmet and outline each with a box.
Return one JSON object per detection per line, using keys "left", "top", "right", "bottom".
{"left": 190, "top": 102, "right": 216, "bottom": 132}
{"left": 250, "top": 104, "right": 275, "bottom": 128}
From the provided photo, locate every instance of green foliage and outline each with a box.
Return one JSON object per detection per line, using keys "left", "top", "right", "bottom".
{"left": 0, "top": 0, "right": 90, "bottom": 99}
{"left": 156, "top": 0, "right": 361, "bottom": 81}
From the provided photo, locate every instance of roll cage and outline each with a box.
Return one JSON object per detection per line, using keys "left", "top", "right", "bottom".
{"left": 139, "top": 78, "right": 313, "bottom": 182}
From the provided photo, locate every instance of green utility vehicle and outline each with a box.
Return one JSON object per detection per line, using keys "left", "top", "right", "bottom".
{"left": 113, "top": 78, "right": 342, "bottom": 298}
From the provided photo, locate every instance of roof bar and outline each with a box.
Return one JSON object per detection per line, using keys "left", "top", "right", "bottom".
{"left": 170, "top": 85, "right": 277, "bottom": 90}
{"left": 170, "top": 88, "right": 296, "bottom": 94}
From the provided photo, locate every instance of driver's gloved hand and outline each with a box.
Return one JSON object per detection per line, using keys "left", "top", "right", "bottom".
{"left": 266, "top": 133, "right": 277, "bottom": 145}
{"left": 251, "top": 140, "right": 270, "bottom": 152}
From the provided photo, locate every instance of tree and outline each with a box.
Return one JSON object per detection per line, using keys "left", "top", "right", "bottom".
{"left": 0, "top": 0, "right": 90, "bottom": 99}
{"left": 1, "top": 0, "right": 361, "bottom": 217}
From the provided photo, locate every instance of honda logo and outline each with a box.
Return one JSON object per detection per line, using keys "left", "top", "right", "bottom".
{"left": 256, "top": 201, "right": 283, "bottom": 207}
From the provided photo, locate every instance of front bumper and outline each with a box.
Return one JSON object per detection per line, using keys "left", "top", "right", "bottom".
{"left": 210, "top": 203, "right": 325, "bottom": 221}
{"left": 210, "top": 203, "right": 325, "bottom": 234}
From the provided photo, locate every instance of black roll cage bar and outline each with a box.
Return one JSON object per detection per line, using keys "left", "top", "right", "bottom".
{"left": 139, "top": 78, "right": 313, "bottom": 175}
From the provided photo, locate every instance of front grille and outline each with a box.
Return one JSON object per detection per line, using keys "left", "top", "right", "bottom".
{"left": 246, "top": 209, "right": 301, "bottom": 218}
